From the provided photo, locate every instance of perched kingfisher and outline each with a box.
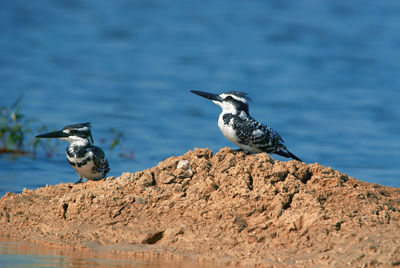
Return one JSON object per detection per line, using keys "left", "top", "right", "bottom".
{"left": 36, "top": 122, "right": 110, "bottom": 184}
{"left": 190, "top": 90, "right": 302, "bottom": 161}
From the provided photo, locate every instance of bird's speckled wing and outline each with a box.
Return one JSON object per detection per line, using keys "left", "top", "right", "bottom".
{"left": 91, "top": 146, "right": 110, "bottom": 177}
{"left": 253, "top": 121, "right": 284, "bottom": 150}
{"left": 227, "top": 114, "right": 285, "bottom": 153}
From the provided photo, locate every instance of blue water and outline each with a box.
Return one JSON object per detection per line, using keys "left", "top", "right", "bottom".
{"left": 1, "top": 0, "right": 400, "bottom": 198}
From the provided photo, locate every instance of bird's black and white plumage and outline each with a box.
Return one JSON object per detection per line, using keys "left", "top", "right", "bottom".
{"left": 36, "top": 122, "right": 110, "bottom": 183}
{"left": 190, "top": 90, "right": 302, "bottom": 161}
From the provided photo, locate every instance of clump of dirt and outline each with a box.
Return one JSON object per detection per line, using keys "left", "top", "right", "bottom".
{"left": 1, "top": 148, "right": 400, "bottom": 267}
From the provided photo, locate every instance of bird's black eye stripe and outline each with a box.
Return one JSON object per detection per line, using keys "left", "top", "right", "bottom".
{"left": 68, "top": 129, "right": 89, "bottom": 136}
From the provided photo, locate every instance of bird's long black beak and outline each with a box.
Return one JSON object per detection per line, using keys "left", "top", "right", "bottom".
{"left": 36, "top": 130, "right": 68, "bottom": 139}
{"left": 190, "top": 90, "right": 223, "bottom": 102}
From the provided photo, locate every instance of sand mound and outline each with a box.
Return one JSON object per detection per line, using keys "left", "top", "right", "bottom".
{"left": 1, "top": 148, "right": 399, "bottom": 266}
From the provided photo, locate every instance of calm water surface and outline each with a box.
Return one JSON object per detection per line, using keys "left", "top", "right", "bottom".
{"left": 0, "top": 2, "right": 399, "bottom": 192}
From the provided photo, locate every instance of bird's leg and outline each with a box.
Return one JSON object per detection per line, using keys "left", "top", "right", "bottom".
{"left": 75, "top": 177, "right": 83, "bottom": 184}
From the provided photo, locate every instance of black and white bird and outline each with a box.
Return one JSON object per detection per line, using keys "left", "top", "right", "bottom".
{"left": 36, "top": 122, "right": 110, "bottom": 184}
{"left": 190, "top": 90, "right": 302, "bottom": 161}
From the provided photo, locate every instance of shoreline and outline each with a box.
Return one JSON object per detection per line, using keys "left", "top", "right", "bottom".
{"left": 1, "top": 148, "right": 399, "bottom": 267}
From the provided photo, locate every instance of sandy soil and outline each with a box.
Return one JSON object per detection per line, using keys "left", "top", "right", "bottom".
{"left": 1, "top": 148, "right": 400, "bottom": 267}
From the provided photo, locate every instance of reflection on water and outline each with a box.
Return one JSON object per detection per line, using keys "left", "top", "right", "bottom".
{"left": 0, "top": 241, "right": 216, "bottom": 268}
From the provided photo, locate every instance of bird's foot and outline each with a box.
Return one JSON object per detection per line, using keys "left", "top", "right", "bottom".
{"left": 75, "top": 178, "right": 83, "bottom": 184}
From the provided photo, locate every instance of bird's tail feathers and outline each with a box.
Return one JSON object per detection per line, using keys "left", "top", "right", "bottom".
{"left": 275, "top": 148, "right": 302, "bottom": 162}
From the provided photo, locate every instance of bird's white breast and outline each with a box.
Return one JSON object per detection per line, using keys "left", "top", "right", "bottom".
{"left": 218, "top": 114, "right": 242, "bottom": 147}
{"left": 66, "top": 150, "right": 103, "bottom": 180}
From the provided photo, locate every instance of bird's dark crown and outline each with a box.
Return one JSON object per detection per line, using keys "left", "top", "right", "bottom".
{"left": 64, "top": 122, "right": 90, "bottom": 130}
{"left": 223, "top": 91, "right": 252, "bottom": 102}
{"left": 221, "top": 91, "right": 251, "bottom": 115}
{"left": 63, "top": 122, "right": 94, "bottom": 143}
